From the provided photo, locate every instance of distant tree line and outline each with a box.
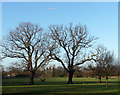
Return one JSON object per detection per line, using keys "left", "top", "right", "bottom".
{"left": 2, "top": 62, "right": 119, "bottom": 79}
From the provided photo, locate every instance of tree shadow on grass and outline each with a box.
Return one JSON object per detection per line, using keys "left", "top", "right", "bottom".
{"left": 73, "top": 81, "right": 119, "bottom": 84}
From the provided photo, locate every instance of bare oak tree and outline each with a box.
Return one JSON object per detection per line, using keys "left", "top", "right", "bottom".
{"left": 1, "top": 22, "right": 53, "bottom": 85}
{"left": 49, "top": 23, "right": 96, "bottom": 84}
{"left": 91, "top": 45, "right": 115, "bottom": 86}
{"left": 98, "top": 47, "right": 114, "bottom": 88}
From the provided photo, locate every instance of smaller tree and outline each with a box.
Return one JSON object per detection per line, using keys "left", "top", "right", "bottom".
{"left": 90, "top": 45, "right": 115, "bottom": 87}
{"left": 101, "top": 51, "right": 115, "bottom": 88}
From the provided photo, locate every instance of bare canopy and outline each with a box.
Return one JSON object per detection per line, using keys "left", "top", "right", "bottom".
{"left": 89, "top": 45, "right": 115, "bottom": 85}
{"left": 1, "top": 22, "right": 54, "bottom": 84}
{"left": 49, "top": 23, "right": 97, "bottom": 84}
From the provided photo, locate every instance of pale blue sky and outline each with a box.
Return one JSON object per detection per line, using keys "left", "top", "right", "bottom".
{"left": 2, "top": 2, "right": 118, "bottom": 67}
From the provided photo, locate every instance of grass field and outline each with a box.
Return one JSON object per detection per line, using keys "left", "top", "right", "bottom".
{"left": 2, "top": 77, "right": 120, "bottom": 95}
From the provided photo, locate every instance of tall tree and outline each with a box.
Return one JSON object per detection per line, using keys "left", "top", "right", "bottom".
{"left": 1, "top": 22, "right": 53, "bottom": 85}
{"left": 49, "top": 23, "right": 96, "bottom": 84}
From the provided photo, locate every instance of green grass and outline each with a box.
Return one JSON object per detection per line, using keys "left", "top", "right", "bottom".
{"left": 2, "top": 77, "right": 120, "bottom": 95}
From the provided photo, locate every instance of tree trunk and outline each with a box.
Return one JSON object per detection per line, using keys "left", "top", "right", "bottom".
{"left": 67, "top": 71, "right": 74, "bottom": 84}
{"left": 106, "top": 76, "right": 108, "bottom": 88}
{"left": 29, "top": 71, "right": 35, "bottom": 85}
{"left": 98, "top": 76, "right": 101, "bottom": 83}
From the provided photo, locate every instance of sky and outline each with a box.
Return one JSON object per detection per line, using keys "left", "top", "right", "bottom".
{"left": 1, "top": 2, "right": 118, "bottom": 67}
